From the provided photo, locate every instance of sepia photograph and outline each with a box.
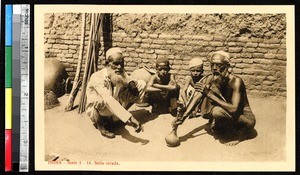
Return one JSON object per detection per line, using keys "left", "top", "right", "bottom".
{"left": 34, "top": 5, "right": 295, "bottom": 171}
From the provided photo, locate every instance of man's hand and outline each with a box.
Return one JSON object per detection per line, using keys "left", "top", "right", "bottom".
{"left": 172, "top": 118, "right": 183, "bottom": 129}
{"left": 127, "top": 116, "right": 143, "bottom": 133}
{"left": 94, "top": 101, "right": 104, "bottom": 110}
{"left": 128, "top": 80, "right": 139, "bottom": 96}
{"left": 195, "top": 82, "right": 210, "bottom": 95}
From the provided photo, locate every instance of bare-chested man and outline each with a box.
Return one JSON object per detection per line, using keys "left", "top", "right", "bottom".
{"left": 146, "top": 57, "right": 179, "bottom": 115}
{"left": 173, "top": 51, "right": 256, "bottom": 146}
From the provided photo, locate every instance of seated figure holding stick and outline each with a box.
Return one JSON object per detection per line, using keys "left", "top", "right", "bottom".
{"left": 86, "top": 47, "right": 145, "bottom": 139}
{"left": 178, "top": 57, "right": 204, "bottom": 118}
{"left": 170, "top": 51, "right": 256, "bottom": 146}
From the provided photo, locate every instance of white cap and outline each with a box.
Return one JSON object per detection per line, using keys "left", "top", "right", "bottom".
{"left": 106, "top": 47, "right": 123, "bottom": 60}
{"left": 189, "top": 57, "right": 203, "bottom": 68}
{"left": 211, "top": 51, "right": 230, "bottom": 64}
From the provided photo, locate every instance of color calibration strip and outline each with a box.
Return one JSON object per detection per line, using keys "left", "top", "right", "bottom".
{"left": 5, "top": 4, "right": 30, "bottom": 172}
{"left": 5, "top": 4, "right": 13, "bottom": 172}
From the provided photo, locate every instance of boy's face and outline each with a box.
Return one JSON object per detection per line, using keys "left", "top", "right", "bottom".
{"left": 190, "top": 66, "right": 203, "bottom": 78}
{"left": 156, "top": 63, "right": 170, "bottom": 78}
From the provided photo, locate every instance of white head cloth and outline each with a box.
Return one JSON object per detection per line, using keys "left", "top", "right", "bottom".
{"left": 106, "top": 47, "right": 123, "bottom": 60}
{"left": 189, "top": 57, "right": 203, "bottom": 68}
{"left": 211, "top": 51, "right": 230, "bottom": 64}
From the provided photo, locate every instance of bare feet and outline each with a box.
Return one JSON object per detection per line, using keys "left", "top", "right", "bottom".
{"left": 204, "top": 118, "right": 215, "bottom": 135}
{"left": 222, "top": 128, "right": 250, "bottom": 146}
{"left": 96, "top": 122, "right": 115, "bottom": 139}
{"left": 224, "top": 140, "right": 240, "bottom": 146}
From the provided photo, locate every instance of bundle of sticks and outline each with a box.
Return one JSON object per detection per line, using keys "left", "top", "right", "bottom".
{"left": 78, "top": 13, "right": 104, "bottom": 113}
{"left": 65, "top": 13, "right": 104, "bottom": 113}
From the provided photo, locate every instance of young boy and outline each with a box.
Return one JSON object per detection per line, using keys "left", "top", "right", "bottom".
{"left": 146, "top": 57, "right": 179, "bottom": 115}
{"left": 178, "top": 57, "right": 204, "bottom": 117}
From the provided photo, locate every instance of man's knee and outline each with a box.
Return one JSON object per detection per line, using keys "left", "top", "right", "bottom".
{"left": 137, "top": 79, "right": 146, "bottom": 90}
{"left": 238, "top": 115, "right": 256, "bottom": 130}
{"left": 168, "top": 88, "right": 180, "bottom": 99}
{"left": 135, "top": 79, "right": 146, "bottom": 96}
{"left": 211, "top": 106, "right": 231, "bottom": 120}
{"left": 146, "top": 91, "right": 163, "bottom": 104}
{"left": 133, "top": 79, "right": 147, "bottom": 103}
{"left": 88, "top": 108, "right": 100, "bottom": 123}
{"left": 89, "top": 108, "right": 111, "bottom": 124}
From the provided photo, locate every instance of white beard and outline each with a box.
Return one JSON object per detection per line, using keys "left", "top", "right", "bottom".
{"left": 108, "top": 69, "right": 127, "bottom": 87}
{"left": 212, "top": 74, "right": 223, "bottom": 89}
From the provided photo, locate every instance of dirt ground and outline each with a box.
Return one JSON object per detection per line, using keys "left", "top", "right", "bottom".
{"left": 44, "top": 93, "right": 286, "bottom": 162}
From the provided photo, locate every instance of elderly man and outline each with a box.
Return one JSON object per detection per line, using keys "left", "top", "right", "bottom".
{"left": 86, "top": 47, "right": 145, "bottom": 139}
{"left": 173, "top": 51, "right": 256, "bottom": 146}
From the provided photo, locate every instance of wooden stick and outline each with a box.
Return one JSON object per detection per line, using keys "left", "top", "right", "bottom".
{"left": 79, "top": 13, "right": 94, "bottom": 113}
{"left": 74, "top": 13, "right": 86, "bottom": 88}
{"left": 65, "top": 13, "right": 86, "bottom": 111}
{"left": 78, "top": 13, "right": 104, "bottom": 113}
{"left": 80, "top": 14, "right": 97, "bottom": 113}
{"left": 65, "top": 79, "right": 82, "bottom": 111}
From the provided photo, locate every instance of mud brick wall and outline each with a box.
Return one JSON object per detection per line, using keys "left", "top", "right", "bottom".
{"left": 44, "top": 13, "right": 287, "bottom": 97}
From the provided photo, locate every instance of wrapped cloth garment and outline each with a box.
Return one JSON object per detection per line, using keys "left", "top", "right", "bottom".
{"left": 85, "top": 68, "right": 146, "bottom": 123}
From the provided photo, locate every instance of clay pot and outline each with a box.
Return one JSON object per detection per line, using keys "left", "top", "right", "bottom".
{"left": 44, "top": 59, "right": 68, "bottom": 97}
{"left": 165, "top": 129, "right": 180, "bottom": 147}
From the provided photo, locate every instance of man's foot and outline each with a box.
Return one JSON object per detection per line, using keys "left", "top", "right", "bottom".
{"left": 222, "top": 132, "right": 241, "bottom": 146}
{"left": 168, "top": 107, "right": 177, "bottom": 117}
{"left": 97, "top": 122, "right": 115, "bottom": 139}
{"left": 136, "top": 102, "right": 150, "bottom": 107}
{"left": 204, "top": 118, "right": 216, "bottom": 134}
{"left": 151, "top": 103, "right": 168, "bottom": 114}
{"left": 98, "top": 126, "right": 115, "bottom": 138}
{"left": 222, "top": 128, "right": 252, "bottom": 146}
{"left": 224, "top": 140, "right": 240, "bottom": 146}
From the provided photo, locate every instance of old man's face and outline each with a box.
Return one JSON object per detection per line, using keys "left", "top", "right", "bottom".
{"left": 107, "top": 53, "right": 127, "bottom": 86}
{"left": 108, "top": 53, "right": 125, "bottom": 75}
{"left": 211, "top": 54, "right": 228, "bottom": 77}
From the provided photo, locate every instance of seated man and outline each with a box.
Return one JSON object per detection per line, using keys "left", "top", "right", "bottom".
{"left": 178, "top": 57, "right": 204, "bottom": 117}
{"left": 173, "top": 51, "right": 256, "bottom": 146}
{"left": 86, "top": 47, "right": 145, "bottom": 139}
{"left": 146, "top": 57, "right": 179, "bottom": 115}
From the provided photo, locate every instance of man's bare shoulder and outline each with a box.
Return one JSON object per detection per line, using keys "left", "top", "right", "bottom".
{"left": 230, "top": 74, "right": 244, "bottom": 83}
{"left": 229, "top": 74, "right": 244, "bottom": 89}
